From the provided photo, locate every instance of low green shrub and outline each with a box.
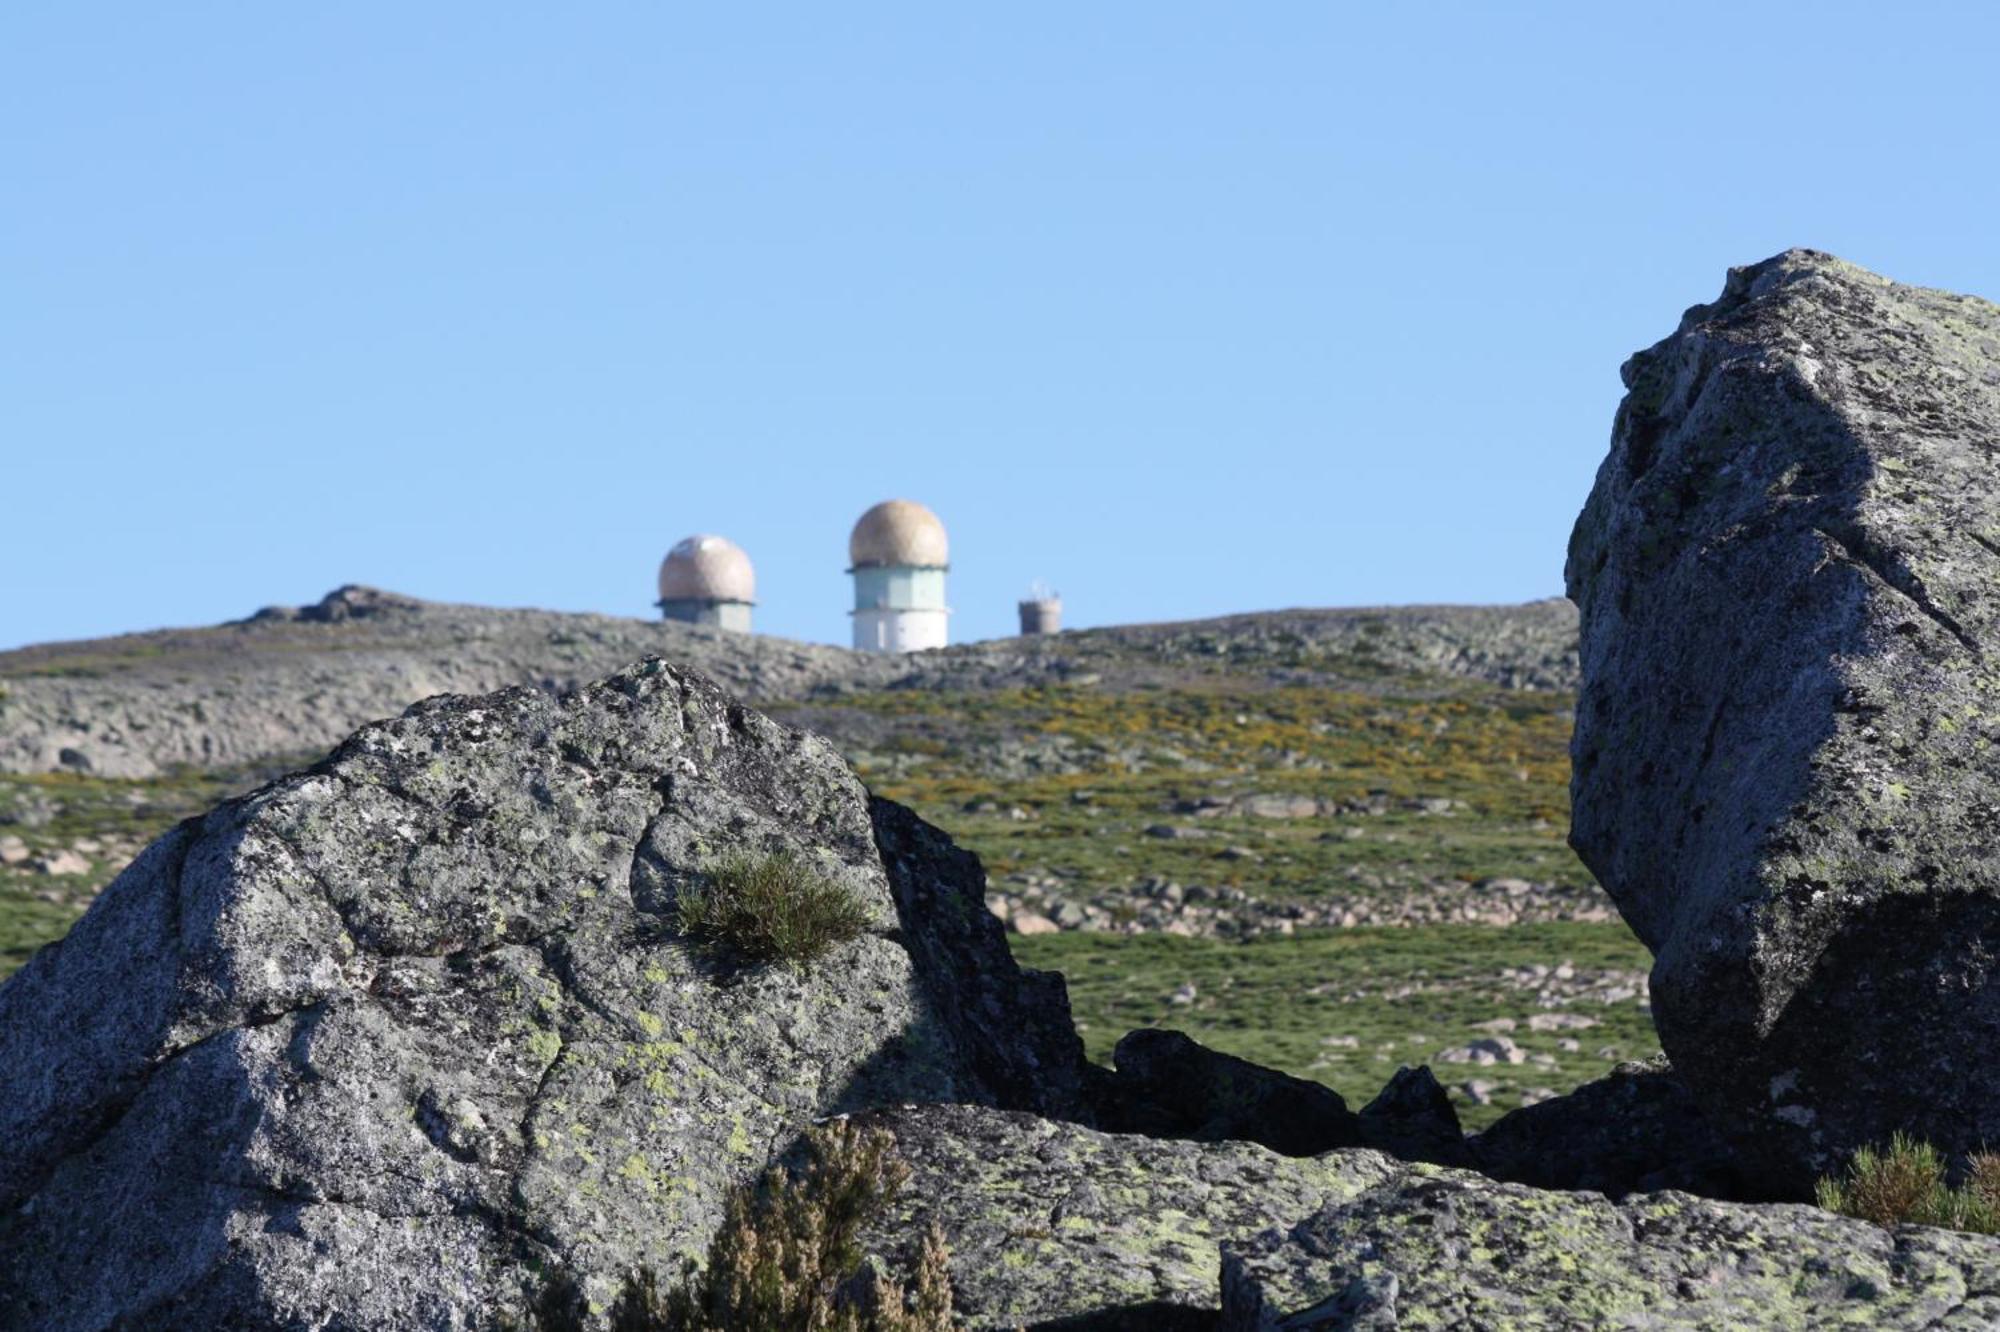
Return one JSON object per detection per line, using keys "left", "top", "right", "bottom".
{"left": 507, "top": 1120, "right": 953, "bottom": 1331}
{"left": 1816, "top": 1133, "right": 2000, "bottom": 1234}
{"left": 676, "top": 851, "right": 872, "bottom": 966}
{"left": 649, "top": 1119, "right": 951, "bottom": 1331}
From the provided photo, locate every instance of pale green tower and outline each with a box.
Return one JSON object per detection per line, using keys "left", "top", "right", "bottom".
{"left": 849, "top": 500, "right": 949, "bottom": 652}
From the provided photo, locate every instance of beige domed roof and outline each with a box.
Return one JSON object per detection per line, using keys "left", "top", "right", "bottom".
{"left": 849, "top": 499, "right": 948, "bottom": 569}
{"left": 657, "top": 534, "right": 755, "bottom": 604}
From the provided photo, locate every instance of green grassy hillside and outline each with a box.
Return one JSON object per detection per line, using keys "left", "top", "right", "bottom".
{"left": 770, "top": 673, "right": 1645, "bottom": 1129}
{"left": 773, "top": 672, "right": 1597, "bottom": 927}
{"left": 1017, "top": 925, "right": 1651, "bottom": 1131}
{"left": 1, "top": 634, "right": 1649, "bottom": 1130}
{"left": 0, "top": 764, "right": 259, "bottom": 973}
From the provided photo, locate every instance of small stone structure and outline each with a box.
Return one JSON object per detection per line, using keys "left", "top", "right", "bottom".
{"left": 1017, "top": 592, "right": 1062, "bottom": 635}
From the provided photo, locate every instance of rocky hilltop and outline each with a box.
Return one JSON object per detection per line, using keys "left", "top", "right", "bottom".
{"left": 0, "top": 585, "right": 1578, "bottom": 778}
{"left": 12, "top": 249, "right": 2000, "bottom": 1328}
{"left": 5, "top": 654, "right": 1996, "bottom": 1330}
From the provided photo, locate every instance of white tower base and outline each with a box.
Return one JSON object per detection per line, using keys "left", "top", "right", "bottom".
{"left": 853, "top": 607, "right": 948, "bottom": 653}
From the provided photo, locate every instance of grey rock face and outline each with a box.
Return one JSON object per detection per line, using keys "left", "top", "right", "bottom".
{"left": 1356, "top": 1064, "right": 1470, "bottom": 1167}
{"left": 1469, "top": 1054, "right": 1745, "bottom": 1199}
{"left": 856, "top": 1102, "right": 1398, "bottom": 1330}
{"left": 869, "top": 795, "right": 1094, "bottom": 1120}
{"left": 1220, "top": 1167, "right": 2000, "bottom": 1331}
{"left": 1567, "top": 250, "right": 2000, "bottom": 1189}
{"left": 872, "top": 1102, "right": 2000, "bottom": 1332}
{"left": 0, "top": 587, "right": 1578, "bottom": 778}
{"left": 0, "top": 661, "right": 1090, "bottom": 1330}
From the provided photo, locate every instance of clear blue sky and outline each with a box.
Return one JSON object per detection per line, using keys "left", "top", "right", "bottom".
{"left": 5, "top": 4, "right": 1997, "bottom": 651}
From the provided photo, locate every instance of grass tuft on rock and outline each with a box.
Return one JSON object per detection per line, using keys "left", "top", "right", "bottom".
{"left": 676, "top": 851, "right": 873, "bottom": 966}
{"left": 510, "top": 1120, "right": 953, "bottom": 1332}
{"left": 1815, "top": 1133, "right": 2000, "bottom": 1234}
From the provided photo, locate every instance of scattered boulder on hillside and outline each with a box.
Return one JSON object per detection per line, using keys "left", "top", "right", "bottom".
{"left": 0, "top": 661, "right": 1094, "bottom": 1330}
{"left": 1356, "top": 1064, "right": 1470, "bottom": 1167}
{"left": 1567, "top": 249, "right": 2000, "bottom": 1190}
{"left": 1096, "top": 1028, "right": 1362, "bottom": 1156}
{"left": 1468, "top": 1054, "right": 1746, "bottom": 1199}
{"left": 251, "top": 583, "right": 425, "bottom": 623}
{"left": 1218, "top": 1167, "right": 2000, "bottom": 1330}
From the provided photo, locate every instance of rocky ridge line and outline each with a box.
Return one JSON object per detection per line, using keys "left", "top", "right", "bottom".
{"left": 0, "top": 585, "right": 1579, "bottom": 778}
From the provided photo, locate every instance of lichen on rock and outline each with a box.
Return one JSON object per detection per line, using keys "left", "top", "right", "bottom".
{"left": 1567, "top": 249, "right": 2000, "bottom": 1191}
{"left": 0, "top": 660, "right": 1091, "bottom": 1330}
{"left": 1221, "top": 1166, "right": 2000, "bottom": 1330}
{"left": 854, "top": 1102, "right": 1397, "bottom": 1329}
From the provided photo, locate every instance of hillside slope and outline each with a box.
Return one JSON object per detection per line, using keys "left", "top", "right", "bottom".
{"left": 0, "top": 584, "right": 1577, "bottom": 778}
{"left": 0, "top": 587, "right": 1602, "bottom": 1126}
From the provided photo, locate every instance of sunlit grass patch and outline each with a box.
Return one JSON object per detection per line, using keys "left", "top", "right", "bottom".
{"left": 790, "top": 677, "right": 1591, "bottom": 912}
{"left": 1015, "top": 923, "right": 1656, "bottom": 1131}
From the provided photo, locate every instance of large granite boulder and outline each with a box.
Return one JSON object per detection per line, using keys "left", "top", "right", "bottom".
{"left": 1566, "top": 249, "right": 2000, "bottom": 1190}
{"left": 0, "top": 660, "right": 1091, "bottom": 1330}
{"left": 1219, "top": 1166, "right": 2000, "bottom": 1330}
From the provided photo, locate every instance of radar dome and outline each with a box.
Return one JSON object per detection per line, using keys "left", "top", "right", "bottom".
{"left": 657, "top": 535, "right": 755, "bottom": 604}
{"left": 848, "top": 499, "right": 949, "bottom": 569}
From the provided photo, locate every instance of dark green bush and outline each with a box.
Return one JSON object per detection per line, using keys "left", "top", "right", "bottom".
{"left": 675, "top": 851, "right": 873, "bottom": 966}
{"left": 1816, "top": 1133, "right": 2000, "bottom": 1234}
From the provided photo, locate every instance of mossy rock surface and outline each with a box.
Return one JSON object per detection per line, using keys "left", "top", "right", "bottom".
{"left": 857, "top": 1102, "right": 1399, "bottom": 1329}
{"left": 1570, "top": 249, "right": 2000, "bottom": 1191}
{"left": 1222, "top": 1167, "right": 2000, "bottom": 1330}
{"left": 858, "top": 1102, "right": 2000, "bottom": 1331}
{"left": 0, "top": 661, "right": 1088, "bottom": 1330}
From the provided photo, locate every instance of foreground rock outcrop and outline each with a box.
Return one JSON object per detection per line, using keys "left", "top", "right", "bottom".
{"left": 859, "top": 1102, "right": 1397, "bottom": 1329}
{"left": 1567, "top": 250, "right": 2000, "bottom": 1190}
{"left": 10, "top": 646, "right": 2000, "bottom": 1329}
{"left": 1220, "top": 1168, "right": 2000, "bottom": 1330}
{"left": 1470, "top": 1055, "right": 1747, "bottom": 1200}
{"left": 0, "top": 661, "right": 1090, "bottom": 1329}
{"left": 1096, "top": 1028, "right": 1362, "bottom": 1157}
{"left": 1357, "top": 1065, "right": 1472, "bottom": 1168}
{"left": 870, "top": 1103, "right": 2000, "bottom": 1331}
